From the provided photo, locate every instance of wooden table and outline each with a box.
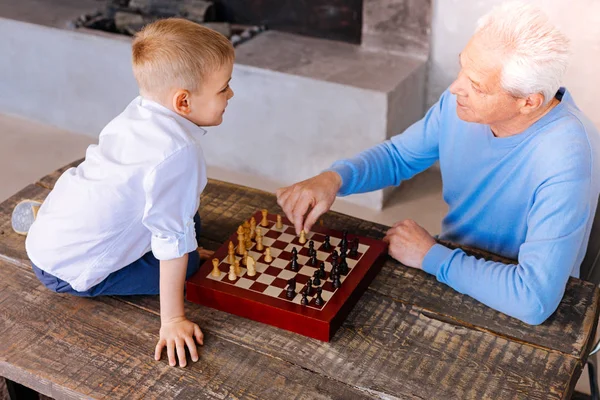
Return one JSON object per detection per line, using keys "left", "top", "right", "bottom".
{"left": 1, "top": 159, "right": 599, "bottom": 400}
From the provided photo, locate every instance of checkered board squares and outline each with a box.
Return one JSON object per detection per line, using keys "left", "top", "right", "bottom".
{"left": 186, "top": 210, "right": 388, "bottom": 342}
{"left": 206, "top": 220, "right": 367, "bottom": 310}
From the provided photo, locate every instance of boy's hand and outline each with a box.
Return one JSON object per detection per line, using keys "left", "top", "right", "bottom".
{"left": 155, "top": 316, "right": 204, "bottom": 367}
{"left": 197, "top": 247, "right": 215, "bottom": 260}
{"left": 276, "top": 171, "right": 342, "bottom": 235}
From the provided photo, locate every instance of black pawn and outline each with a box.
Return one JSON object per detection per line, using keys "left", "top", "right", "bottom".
{"left": 350, "top": 238, "right": 359, "bottom": 257}
{"left": 330, "top": 264, "right": 339, "bottom": 281}
{"left": 301, "top": 292, "right": 309, "bottom": 305}
{"left": 340, "top": 245, "right": 347, "bottom": 258}
{"left": 290, "top": 257, "right": 299, "bottom": 272}
{"left": 341, "top": 230, "right": 348, "bottom": 248}
{"left": 308, "top": 240, "right": 315, "bottom": 256}
{"left": 309, "top": 252, "right": 318, "bottom": 266}
{"left": 333, "top": 274, "right": 342, "bottom": 289}
{"left": 323, "top": 235, "right": 331, "bottom": 250}
{"left": 313, "top": 270, "right": 321, "bottom": 286}
{"left": 314, "top": 287, "right": 324, "bottom": 306}
{"left": 318, "top": 261, "right": 326, "bottom": 279}
{"left": 305, "top": 278, "right": 313, "bottom": 296}
{"left": 291, "top": 247, "right": 298, "bottom": 257}
{"left": 331, "top": 250, "right": 338, "bottom": 267}
{"left": 339, "top": 255, "right": 348, "bottom": 275}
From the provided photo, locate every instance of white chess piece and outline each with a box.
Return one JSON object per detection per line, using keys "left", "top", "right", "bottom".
{"left": 255, "top": 228, "right": 264, "bottom": 251}
{"left": 211, "top": 258, "right": 221, "bottom": 277}
{"left": 228, "top": 265, "right": 236, "bottom": 281}
{"left": 264, "top": 247, "right": 273, "bottom": 263}
{"left": 299, "top": 230, "right": 307, "bottom": 244}
{"left": 276, "top": 214, "right": 283, "bottom": 229}
{"left": 246, "top": 256, "right": 256, "bottom": 277}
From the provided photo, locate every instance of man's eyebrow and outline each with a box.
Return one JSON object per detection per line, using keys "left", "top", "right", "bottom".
{"left": 459, "top": 53, "right": 482, "bottom": 88}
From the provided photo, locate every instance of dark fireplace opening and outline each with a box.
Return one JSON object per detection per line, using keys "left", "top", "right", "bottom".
{"left": 75, "top": 0, "right": 362, "bottom": 45}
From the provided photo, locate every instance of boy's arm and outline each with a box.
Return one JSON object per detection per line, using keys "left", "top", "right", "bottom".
{"left": 155, "top": 254, "right": 204, "bottom": 367}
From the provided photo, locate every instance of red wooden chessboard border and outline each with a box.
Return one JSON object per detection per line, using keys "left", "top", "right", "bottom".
{"left": 186, "top": 210, "right": 388, "bottom": 341}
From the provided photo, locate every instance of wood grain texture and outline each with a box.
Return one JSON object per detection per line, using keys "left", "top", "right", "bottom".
{"left": 35, "top": 159, "right": 83, "bottom": 190}
{"left": 0, "top": 160, "right": 596, "bottom": 399}
{"left": 0, "top": 260, "right": 372, "bottom": 400}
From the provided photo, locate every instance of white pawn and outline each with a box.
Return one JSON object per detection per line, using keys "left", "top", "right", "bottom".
{"left": 255, "top": 227, "right": 264, "bottom": 251}
{"left": 234, "top": 259, "right": 242, "bottom": 276}
{"left": 264, "top": 247, "right": 273, "bottom": 263}
{"left": 246, "top": 256, "right": 256, "bottom": 277}
{"left": 276, "top": 215, "right": 283, "bottom": 229}
{"left": 211, "top": 258, "right": 221, "bottom": 277}
{"left": 228, "top": 265, "right": 236, "bottom": 281}
{"left": 299, "top": 230, "right": 307, "bottom": 244}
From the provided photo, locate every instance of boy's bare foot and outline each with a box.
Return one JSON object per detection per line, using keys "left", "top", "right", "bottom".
{"left": 197, "top": 247, "right": 215, "bottom": 260}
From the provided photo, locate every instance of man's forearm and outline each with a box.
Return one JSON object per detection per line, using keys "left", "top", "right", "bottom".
{"left": 159, "top": 254, "right": 188, "bottom": 322}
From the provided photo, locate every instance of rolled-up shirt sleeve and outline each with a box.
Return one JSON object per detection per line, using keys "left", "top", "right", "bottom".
{"left": 142, "top": 144, "right": 202, "bottom": 260}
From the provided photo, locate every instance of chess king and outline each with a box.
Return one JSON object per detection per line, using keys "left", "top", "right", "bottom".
{"left": 276, "top": 2, "right": 600, "bottom": 325}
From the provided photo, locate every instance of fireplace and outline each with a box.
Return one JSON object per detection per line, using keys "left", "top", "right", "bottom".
{"left": 76, "top": 0, "right": 363, "bottom": 45}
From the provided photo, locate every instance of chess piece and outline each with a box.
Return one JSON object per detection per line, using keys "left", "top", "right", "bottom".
{"left": 211, "top": 258, "right": 221, "bottom": 277}
{"left": 286, "top": 278, "right": 296, "bottom": 299}
{"left": 309, "top": 252, "right": 318, "bottom": 266}
{"left": 228, "top": 241, "right": 236, "bottom": 263}
{"left": 319, "top": 261, "right": 326, "bottom": 279}
{"left": 331, "top": 251, "right": 338, "bottom": 268}
{"left": 314, "top": 287, "right": 324, "bottom": 306}
{"left": 305, "top": 278, "right": 313, "bottom": 296}
{"left": 228, "top": 265, "right": 237, "bottom": 281}
{"left": 350, "top": 237, "right": 359, "bottom": 257}
{"left": 300, "top": 292, "right": 308, "bottom": 305}
{"left": 299, "top": 230, "right": 307, "bottom": 244}
{"left": 264, "top": 247, "right": 273, "bottom": 263}
{"left": 255, "top": 227, "right": 264, "bottom": 251}
{"left": 330, "top": 264, "right": 339, "bottom": 281}
{"left": 261, "top": 209, "right": 269, "bottom": 227}
{"left": 313, "top": 270, "right": 321, "bottom": 286}
{"left": 341, "top": 230, "right": 348, "bottom": 248}
{"left": 250, "top": 217, "right": 257, "bottom": 239}
{"left": 308, "top": 240, "right": 315, "bottom": 256}
{"left": 323, "top": 235, "right": 331, "bottom": 250}
{"left": 276, "top": 214, "right": 283, "bottom": 229}
{"left": 339, "top": 255, "right": 348, "bottom": 275}
{"left": 333, "top": 273, "right": 342, "bottom": 289}
{"left": 290, "top": 257, "right": 299, "bottom": 272}
{"left": 237, "top": 225, "right": 246, "bottom": 255}
{"left": 246, "top": 256, "right": 256, "bottom": 277}
{"left": 291, "top": 247, "right": 298, "bottom": 257}
{"left": 234, "top": 259, "right": 242, "bottom": 276}
{"left": 242, "top": 250, "right": 249, "bottom": 266}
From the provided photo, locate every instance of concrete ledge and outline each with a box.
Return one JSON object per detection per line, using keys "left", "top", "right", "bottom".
{"left": 0, "top": 16, "right": 426, "bottom": 210}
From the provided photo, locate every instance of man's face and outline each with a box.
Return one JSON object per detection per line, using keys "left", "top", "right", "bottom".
{"left": 449, "top": 36, "right": 522, "bottom": 125}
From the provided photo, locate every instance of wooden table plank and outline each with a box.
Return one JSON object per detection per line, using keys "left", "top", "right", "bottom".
{"left": 0, "top": 260, "right": 373, "bottom": 400}
{"left": 36, "top": 159, "right": 83, "bottom": 190}
{"left": 3, "top": 166, "right": 598, "bottom": 359}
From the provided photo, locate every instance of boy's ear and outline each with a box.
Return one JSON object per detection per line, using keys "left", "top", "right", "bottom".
{"left": 173, "top": 90, "right": 191, "bottom": 115}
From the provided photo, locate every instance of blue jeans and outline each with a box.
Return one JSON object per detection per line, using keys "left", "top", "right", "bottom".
{"left": 31, "top": 214, "right": 202, "bottom": 297}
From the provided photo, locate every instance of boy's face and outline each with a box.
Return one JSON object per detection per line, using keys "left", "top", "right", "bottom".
{"left": 175, "top": 61, "right": 234, "bottom": 127}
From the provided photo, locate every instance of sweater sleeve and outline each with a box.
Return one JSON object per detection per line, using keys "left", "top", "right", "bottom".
{"left": 422, "top": 155, "right": 592, "bottom": 325}
{"left": 327, "top": 90, "right": 450, "bottom": 196}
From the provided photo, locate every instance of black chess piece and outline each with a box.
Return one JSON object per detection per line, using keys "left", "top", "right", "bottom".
{"left": 290, "top": 257, "right": 299, "bottom": 271}
{"left": 331, "top": 250, "right": 338, "bottom": 267}
{"left": 333, "top": 274, "right": 342, "bottom": 289}
{"left": 286, "top": 278, "right": 296, "bottom": 299}
{"left": 323, "top": 235, "right": 331, "bottom": 250}
{"left": 340, "top": 245, "right": 347, "bottom": 258}
{"left": 314, "top": 287, "right": 324, "bottom": 306}
{"left": 305, "top": 278, "right": 313, "bottom": 296}
{"left": 301, "top": 292, "right": 309, "bottom": 305}
{"left": 309, "top": 252, "right": 318, "bottom": 266}
{"left": 318, "top": 261, "right": 326, "bottom": 279}
{"left": 330, "top": 264, "right": 339, "bottom": 281}
{"left": 339, "top": 255, "right": 348, "bottom": 275}
{"left": 341, "top": 230, "right": 348, "bottom": 248}
{"left": 313, "top": 270, "right": 321, "bottom": 286}
{"left": 291, "top": 247, "right": 298, "bottom": 257}
{"left": 350, "top": 238, "right": 359, "bottom": 257}
{"left": 308, "top": 240, "right": 315, "bottom": 256}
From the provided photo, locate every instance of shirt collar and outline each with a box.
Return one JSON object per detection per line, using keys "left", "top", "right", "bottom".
{"left": 137, "top": 96, "right": 207, "bottom": 140}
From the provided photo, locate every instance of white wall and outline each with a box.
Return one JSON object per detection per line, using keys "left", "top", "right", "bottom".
{"left": 428, "top": 0, "right": 600, "bottom": 130}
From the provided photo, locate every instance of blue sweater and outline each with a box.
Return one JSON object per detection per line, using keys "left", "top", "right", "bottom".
{"left": 329, "top": 88, "right": 600, "bottom": 324}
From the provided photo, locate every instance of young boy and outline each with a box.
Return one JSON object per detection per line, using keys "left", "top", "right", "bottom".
{"left": 24, "top": 18, "right": 235, "bottom": 368}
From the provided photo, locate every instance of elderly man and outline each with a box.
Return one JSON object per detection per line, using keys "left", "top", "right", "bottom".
{"left": 276, "top": 2, "right": 600, "bottom": 325}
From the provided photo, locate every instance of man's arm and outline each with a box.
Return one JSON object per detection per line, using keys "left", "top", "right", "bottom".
{"left": 423, "top": 174, "right": 591, "bottom": 325}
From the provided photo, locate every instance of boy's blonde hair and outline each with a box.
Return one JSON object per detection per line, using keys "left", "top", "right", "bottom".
{"left": 132, "top": 18, "right": 235, "bottom": 97}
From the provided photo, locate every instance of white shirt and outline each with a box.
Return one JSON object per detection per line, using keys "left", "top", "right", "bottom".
{"left": 26, "top": 97, "right": 208, "bottom": 291}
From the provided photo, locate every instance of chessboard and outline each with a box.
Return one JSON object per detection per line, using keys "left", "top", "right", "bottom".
{"left": 186, "top": 210, "right": 388, "bottom": 341}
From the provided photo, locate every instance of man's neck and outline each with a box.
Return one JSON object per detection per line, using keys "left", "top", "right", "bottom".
{"left": 490, "top": 97, "right": 561, "bottom": 138}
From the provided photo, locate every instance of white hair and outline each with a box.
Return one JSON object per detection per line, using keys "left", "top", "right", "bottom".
{"left": 476, "top": 1, "right": 570, "bottom": 104}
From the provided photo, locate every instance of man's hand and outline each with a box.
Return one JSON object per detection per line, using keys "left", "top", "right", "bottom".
{"left": 155, "top": 316, "right": 204, "bottom": 367}
{"left": 383, "top": 219, "right": 436, "bottom": 269}
{"left": 276, "top": 171, "right": 342, "bottom": 235}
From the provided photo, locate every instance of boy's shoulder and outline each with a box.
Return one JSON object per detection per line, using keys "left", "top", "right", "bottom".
{"left": 101, "top": 97, "right": 204, "bottom": 158}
